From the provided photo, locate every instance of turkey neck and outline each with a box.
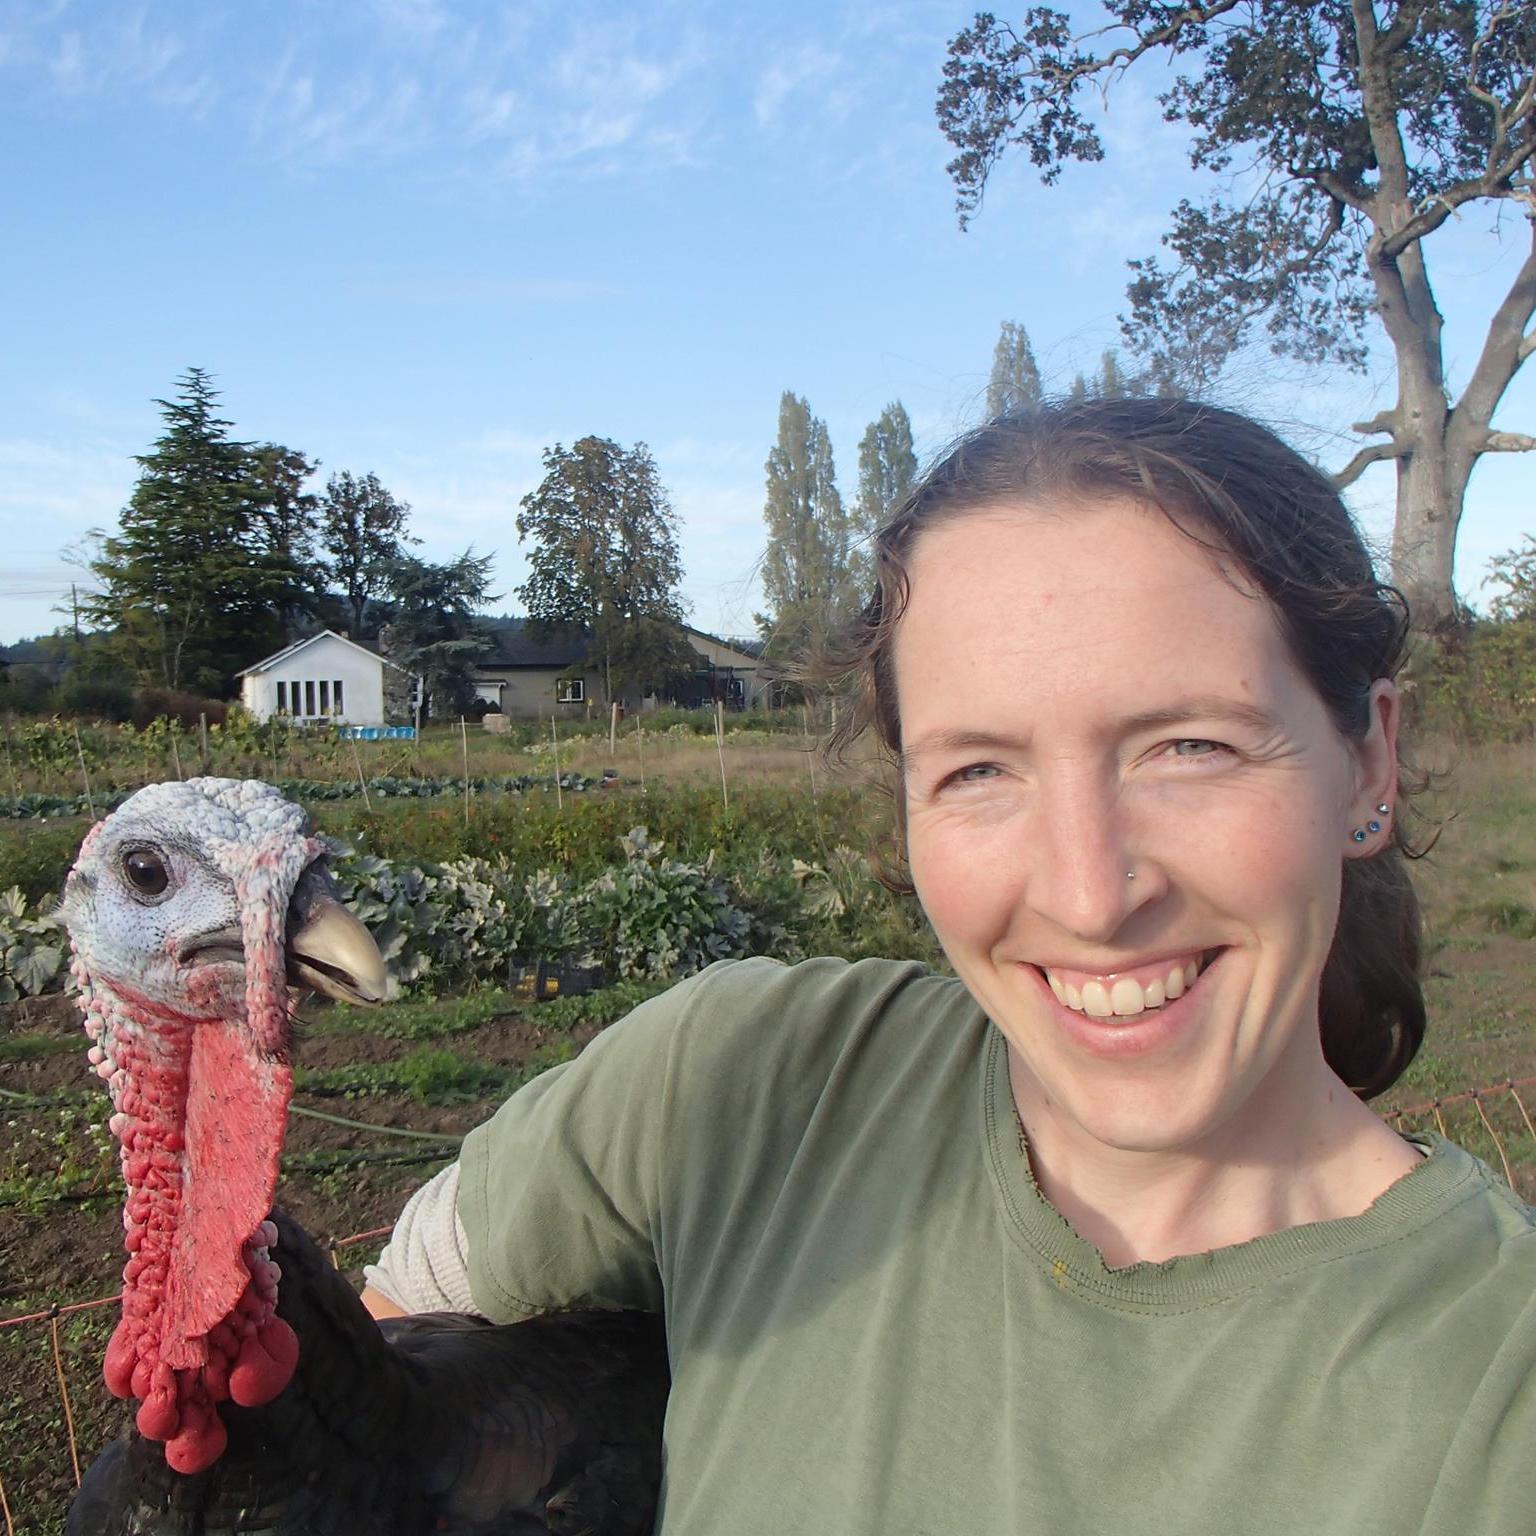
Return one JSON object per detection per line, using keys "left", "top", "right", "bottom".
{"left": 89, "top": 974, "right": 301, "bottom": 1475}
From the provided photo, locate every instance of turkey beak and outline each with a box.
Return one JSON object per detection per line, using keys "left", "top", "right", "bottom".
{"left": 287, "top": 888, "right": 387, "bottom": 1006}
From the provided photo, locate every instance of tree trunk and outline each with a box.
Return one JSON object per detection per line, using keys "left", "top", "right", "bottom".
{"left": 1390, "top": 427, "right": 1460, "bottom": 633}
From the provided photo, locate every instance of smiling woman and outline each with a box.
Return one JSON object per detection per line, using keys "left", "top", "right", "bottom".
{"left": 367, "top": 398, "right": 1536, "bottom": 1535}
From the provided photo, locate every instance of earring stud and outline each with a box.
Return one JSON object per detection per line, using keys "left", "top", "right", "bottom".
{"left": 1376, "top": 803, "right": 1390, "bottom": 816}
{"left": 1352, "top": 829, "right": 1368, "bottom": 843}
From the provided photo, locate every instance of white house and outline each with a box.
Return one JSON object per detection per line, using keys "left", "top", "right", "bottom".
{"left": 237, "top": 631, "right": 412, "bottom": 726}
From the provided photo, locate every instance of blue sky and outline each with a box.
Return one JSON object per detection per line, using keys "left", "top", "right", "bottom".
{"left": 1, "top": 0, "right": 1531, "bottom": 646}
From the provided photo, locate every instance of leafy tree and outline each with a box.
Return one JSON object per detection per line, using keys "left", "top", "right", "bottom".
{"left": 937, "top": 2, "right": 1536, "bottom": 632}
{"left": 759, "top": 392, "right": 854, "bottom": 660}
{"left": 380, "top": 550, "right": 498, "bottom": 720}
{"left": 851, "top": 401, "right": 919, "bottom": 596}
{"left": 83, "top": 369, "right": 294, "bottom": 694}
{"left": 250, "top": 443, "right": 322, "bottom": 637}
{"left": 516, "top": 437, "right": 695, "bottom": 704}
{"left": 986, "top": 320, "right": 1043, "bottom": 417}
{"left": 318, "top": 471, "right": 417, "bottom": 640}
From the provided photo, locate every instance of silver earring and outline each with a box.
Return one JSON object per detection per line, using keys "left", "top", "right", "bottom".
{"left": 1125, "top": 870, "right": 1136, "bottom": 880}
{"left": 1376, "top": 803, "right": 1390, "bottom": 816}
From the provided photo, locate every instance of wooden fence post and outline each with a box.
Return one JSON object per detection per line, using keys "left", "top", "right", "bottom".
{"left": 460, "top": 717, "right": 471, "bottom": 826}
{"left": 71, "top": 723, "right": 95, "bottom": 818}
{"left": 714, "top": 698, "right": 729, "bottom": 809}
{"left": 551, "top": 716, "right": 563, "bottom": 811}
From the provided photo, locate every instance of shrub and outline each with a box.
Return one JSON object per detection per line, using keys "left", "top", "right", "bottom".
{"left": 131, "top": 689, "right": 229, "bottom": 728}
{"left": 0, "top": 821, "right": 88, "bottom": 902}
{"left": 53, "top": 677, "right": 135, "bottom": 723}
{"left": 0, "top": 885, "right": 66, "bottom": 1001}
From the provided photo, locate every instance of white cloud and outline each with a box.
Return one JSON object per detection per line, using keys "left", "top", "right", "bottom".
{"left": 753, "top": 44, "right": 842, "bottom": 129}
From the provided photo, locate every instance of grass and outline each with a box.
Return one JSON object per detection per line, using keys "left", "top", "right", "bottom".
{"left": 0, "top": 1033, "right": 78, "bottom": 1064}
{"left": 1, "top": 733, "right": 1533, "bottom": 1533}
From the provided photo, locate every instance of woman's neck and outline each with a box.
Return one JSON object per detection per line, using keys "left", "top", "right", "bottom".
{"left": 1009, "top": 1050, "right": 1424, "bottom": 1268}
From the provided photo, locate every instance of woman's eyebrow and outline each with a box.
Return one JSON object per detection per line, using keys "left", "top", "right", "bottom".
{"left": 1115, "top": 697, "right": 1284, "bottom": 736}
{"left": 899, "top": 729, "right": 1027, "bottom": 770}
{"left": 900, "top": 700, "right": 1282, "bottom": 769}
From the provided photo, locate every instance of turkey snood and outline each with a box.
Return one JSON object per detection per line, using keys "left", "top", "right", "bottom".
{"left": 62, "top": 778, "right": 370, "bottom": 1476}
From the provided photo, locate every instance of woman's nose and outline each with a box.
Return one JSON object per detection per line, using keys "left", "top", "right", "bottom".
{"left": 1023, "top": 779, "right": 1161, "bottom": 944}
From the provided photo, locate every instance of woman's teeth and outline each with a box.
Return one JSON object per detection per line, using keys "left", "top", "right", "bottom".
{"left": 1044, "top": 955, "right": 1206, "bottom": 1018}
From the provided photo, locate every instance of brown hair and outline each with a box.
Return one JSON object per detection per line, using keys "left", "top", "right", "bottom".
{"left": 818, "top": 396, "right": 1423, "bottom": 1099}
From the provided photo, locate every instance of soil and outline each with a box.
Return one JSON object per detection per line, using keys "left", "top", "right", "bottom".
{"left": 0, "top": 987, "right": 602, "bottom": 1536}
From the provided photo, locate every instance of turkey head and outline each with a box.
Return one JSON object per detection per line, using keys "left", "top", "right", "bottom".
{"left": 61, "top": 777, "right": 386, "bottom": 1476}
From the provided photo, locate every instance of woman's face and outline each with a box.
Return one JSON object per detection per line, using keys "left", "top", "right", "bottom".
{"left": 895, "top": 496, "right": 1397, "bottom": 1157}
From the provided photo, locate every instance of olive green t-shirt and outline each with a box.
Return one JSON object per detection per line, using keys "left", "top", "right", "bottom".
{"left": 458, "top": 956, "right": 1536, "bottom": 1535}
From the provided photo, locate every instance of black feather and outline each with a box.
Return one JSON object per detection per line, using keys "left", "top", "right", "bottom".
{"left": 67, "top": 1209, "right": 669, "bottom": 1536}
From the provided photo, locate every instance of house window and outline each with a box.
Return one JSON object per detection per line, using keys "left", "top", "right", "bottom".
{"left": 276, "top": 681, "right": 287, "bottom": 713}
{"left": 557, "top": 677, "right": 584, "bottom": 703}
{"left": 318, "top": 680, "right": 330, "bottom": 715}
{"left": 333, "top": 679, "right": 344, "bottom": 714}
{"left": 305, "top": 680, "right": 316, "bottom": 717}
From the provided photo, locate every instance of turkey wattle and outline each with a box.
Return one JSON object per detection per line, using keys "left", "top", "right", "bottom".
{"left": 60, "top": 778, "right": 668, "bottom": 1535}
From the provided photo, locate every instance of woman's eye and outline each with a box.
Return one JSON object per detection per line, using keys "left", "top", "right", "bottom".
{"left": 946, "top": 763, "right": 1000, "bottom": 786}
{"left": 1167, "top": 739, "right": 1226, "bottom": 760}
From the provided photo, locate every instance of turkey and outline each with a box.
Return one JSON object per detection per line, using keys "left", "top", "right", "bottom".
{"left": 58, "top": 777, "right": 669, "bottom": 1536}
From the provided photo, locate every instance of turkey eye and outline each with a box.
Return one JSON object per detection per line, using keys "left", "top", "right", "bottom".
{"left": 123, "top": 850, "right": 170, "bottom": 897}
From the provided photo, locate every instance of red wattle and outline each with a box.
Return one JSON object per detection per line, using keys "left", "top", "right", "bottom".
{"left": 137, "top": 1389, "right": 179, "bottom": 1441}
{"left": 228, "top": 1316, "right": 297, "bottom": 1408}
{"left": 165, "top": 1412, "right": 227, "bottom": 1475}
{"left": 103, "top": 1319, "right": 136, "bottom": 1400}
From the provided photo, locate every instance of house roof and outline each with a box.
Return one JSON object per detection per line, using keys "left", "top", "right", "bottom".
{"left": 476, "top": 620, "right": 592, "bottom": 670}
{"left": 682, "top": 626, "right": 765, "bottom": 663}
{"left": 237, "top": 629, "right": 411, "bottom": 677}
{"left": 475, "top": 619, "right": 765, "bottom": 674}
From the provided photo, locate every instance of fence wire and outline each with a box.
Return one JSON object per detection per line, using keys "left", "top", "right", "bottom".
{"left": 4, "top": 1082, "right": 1536, "bottom": 1533}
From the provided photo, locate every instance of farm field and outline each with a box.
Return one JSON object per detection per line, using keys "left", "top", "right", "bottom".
{"left": 1, "top": 727, "right": 1533, "bottom": 1534}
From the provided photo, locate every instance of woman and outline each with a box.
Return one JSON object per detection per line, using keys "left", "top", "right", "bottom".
{"left": 363, "top": 398, "right": 1536, "bottom": 1532}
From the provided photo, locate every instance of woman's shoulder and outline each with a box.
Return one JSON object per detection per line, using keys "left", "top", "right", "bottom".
{"left": 573, "top": 954, "right": 984, "bottom": 1103}
{"left": 627, "top": 952, "right": 977, "bottom": 1050}
{"left": 1412, "top": 1134, "right": 1536, "bottom": 1244}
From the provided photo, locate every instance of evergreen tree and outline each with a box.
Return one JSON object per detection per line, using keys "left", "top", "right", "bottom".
{"left": 516, "top": 437, "right": 695, "bottom": 704}
{"left": 758, "top": 392, "right": 852, "bottom": 661}
{"left": 985, "top": 321, "right": 1042, "bottom": 418}
{"left": 84, "top": 369, "right": 295, "bottom": 694}
{"left": 318, "top": 471, "right": 416, "bottom": 640}
{"left": 851, "top": 401, "right": 918, "bottom": 597}
{"left": 381, "top": 550, "right": 497, "bottom": 720}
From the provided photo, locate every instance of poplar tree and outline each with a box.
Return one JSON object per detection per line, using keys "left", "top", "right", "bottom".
{"left": 85, "top": 369, "right": 294, "bottom": 694}
{"left": 986, "top": 321, "right": 1043, "bottom": 417}
{"left": 758, "top": 392, "right": 852, "bottom": 659}
{"left": 851, "top": 401, "right": 918, "bottom": 597}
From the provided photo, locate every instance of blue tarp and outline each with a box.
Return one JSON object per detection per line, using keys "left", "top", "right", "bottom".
{"left": 338, "top": 725, "right": 417, "bottom": 741}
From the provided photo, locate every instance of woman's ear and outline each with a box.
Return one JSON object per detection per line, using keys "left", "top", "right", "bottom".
{"left": 1345, "top": 679, "right": 1400, "bottom": 857}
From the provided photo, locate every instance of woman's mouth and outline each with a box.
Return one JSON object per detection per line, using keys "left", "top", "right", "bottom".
{"left": 1036, "top": 949, "right": 1224, "bottom": 1018}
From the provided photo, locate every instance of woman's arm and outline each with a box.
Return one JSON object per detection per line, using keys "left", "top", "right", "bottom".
{"left": 360, "top": 1160, "right": 480, "bottom": 1316}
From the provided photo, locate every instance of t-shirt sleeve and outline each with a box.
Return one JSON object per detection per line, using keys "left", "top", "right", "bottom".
{"left": 455, "top": 961, "right": 745, "bottom": 1322}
